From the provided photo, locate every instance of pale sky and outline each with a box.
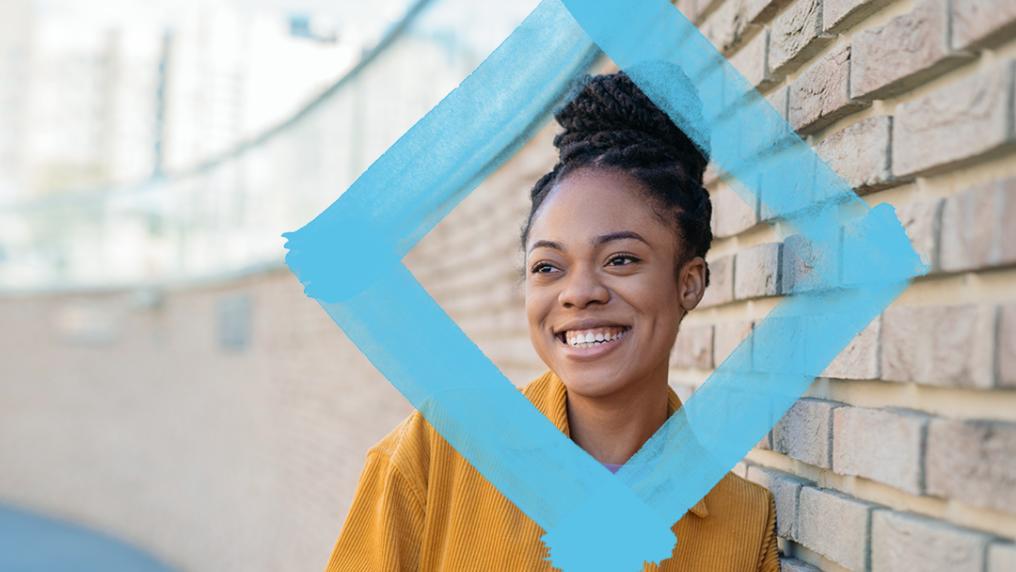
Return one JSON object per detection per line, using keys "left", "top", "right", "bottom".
{"left": 34, "top": 0, "right": 414, "bottom": 41}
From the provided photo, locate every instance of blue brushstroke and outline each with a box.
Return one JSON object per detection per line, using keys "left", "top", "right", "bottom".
{"left": 559, "top": 0, "right": 924, "bottom": 538}
{"left": 283, "top": 0, "right": 601, "bottom": 303}
{"left": 286, "top": 2, "right": 678, "bottom": 569}
{"left": 318, "top": 264, "right": 676, "bottom": 570}
{"left": 283, "top": 0, "right": 925, "bottom": 570}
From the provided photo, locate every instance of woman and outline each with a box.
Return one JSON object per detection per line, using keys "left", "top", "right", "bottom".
{"left": 325, "top": 68, "right": 779, "bottom": 571}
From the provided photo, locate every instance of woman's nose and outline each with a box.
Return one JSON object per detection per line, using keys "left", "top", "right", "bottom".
{"left": 557, "top": 265, "right": 609, "bottom": 308}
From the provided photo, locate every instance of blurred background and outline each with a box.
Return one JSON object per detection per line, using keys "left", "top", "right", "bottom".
{"left": 0, "top": 0, "right": 535, "bottom": 287}
{"left": 1, "top": 0, "right": 1014, "bottom": 571}
{"left": 0, "top": 0, "right": 545, "bottom": 570}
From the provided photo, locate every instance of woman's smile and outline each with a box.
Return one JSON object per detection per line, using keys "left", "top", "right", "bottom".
{"left": 554, "top": 324, "right": 632, "bottom": 361}
{"left": 523, "top": 167, "right": 696, "bottom": 400}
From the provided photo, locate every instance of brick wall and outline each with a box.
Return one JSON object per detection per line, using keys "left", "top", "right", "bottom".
{"left": 412, "top": 1, "right": 1016, "bottom": 570}
{"left": 1, "top": 1, "right": 1014, "bottom": 571}
{"left": 673, "top": 1, "right": 1016, "bottom": 570}
{"left": 0, "top": 278, "right": 414, "bottom": 571}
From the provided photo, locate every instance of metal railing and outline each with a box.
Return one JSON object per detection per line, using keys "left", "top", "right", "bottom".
{"left": 0, "top": 0, "right": 545, "bottom": 291}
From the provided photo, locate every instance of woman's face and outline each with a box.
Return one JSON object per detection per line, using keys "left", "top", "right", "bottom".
{"left": 524, "top": 167, "right": 706, "bottom": 400}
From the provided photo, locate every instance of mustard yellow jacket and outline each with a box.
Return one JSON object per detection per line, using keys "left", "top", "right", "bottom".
{"left": 326, "top": 370, "right": 779, "bottom": 571}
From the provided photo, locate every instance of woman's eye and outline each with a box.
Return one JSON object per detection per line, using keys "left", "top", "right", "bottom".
{"left": 607, "top": 254, "right": 639, "bottom": 266}
{"left": 531, "top": 263, "right": 558, "bottom": 274}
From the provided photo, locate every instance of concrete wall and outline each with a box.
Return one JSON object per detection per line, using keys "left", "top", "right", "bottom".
{"left": 1, "top": 1, "right": 1015, "bottom": 571}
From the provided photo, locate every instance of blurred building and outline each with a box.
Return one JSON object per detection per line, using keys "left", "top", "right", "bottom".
{"left": 0, "top": 0, "right": 358, "bottom": 201}
{"left": 0, "top": 0, "right": 35, "bottom": 200}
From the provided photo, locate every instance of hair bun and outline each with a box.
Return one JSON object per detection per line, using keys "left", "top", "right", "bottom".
{"left": 522, "top": 64, "right": 715, "bottom": 284}
{"left": 551, "top": 67, "right": 709, "bottom": 180}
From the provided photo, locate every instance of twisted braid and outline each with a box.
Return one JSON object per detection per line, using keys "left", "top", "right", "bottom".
{"left": 520, "top": 67, "right": 713, "bottom": 284}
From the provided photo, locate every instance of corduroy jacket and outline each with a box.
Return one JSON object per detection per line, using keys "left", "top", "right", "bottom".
{"left": 326, "top": 370, "right": 779, "bottom": 571}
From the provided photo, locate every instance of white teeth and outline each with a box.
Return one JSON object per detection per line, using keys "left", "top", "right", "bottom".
{"left": 563, "top": 327, "right": 629, "bottom": 348}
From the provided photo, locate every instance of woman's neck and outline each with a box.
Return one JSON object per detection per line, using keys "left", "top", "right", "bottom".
{"left": 565, "top": 369, "right": 671, "bottom": 466}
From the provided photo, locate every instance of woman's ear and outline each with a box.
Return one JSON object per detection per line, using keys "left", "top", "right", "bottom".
{"left": 677, "top": 256, "right": 707, "bottom": 312}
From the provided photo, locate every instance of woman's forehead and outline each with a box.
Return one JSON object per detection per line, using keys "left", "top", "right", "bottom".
{"left": 527, "top": 168, "right": 674, "bottom": 246}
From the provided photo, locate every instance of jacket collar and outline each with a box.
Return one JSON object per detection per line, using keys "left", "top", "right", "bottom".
{"left": 532, "top": 370, "right": 710, "bottom": 519}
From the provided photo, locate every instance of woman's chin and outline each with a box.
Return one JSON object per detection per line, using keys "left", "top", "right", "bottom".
{"left": 557, "top": 372, "right": 630, "bottom": 400}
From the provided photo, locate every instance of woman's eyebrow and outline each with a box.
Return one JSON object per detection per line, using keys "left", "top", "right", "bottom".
{"left": 528, "top": 239, "right": 563, "bottom": 254}
{"left": 594, "top": 230, "right": 649, "bottom": 246}
{"left": 527, "top": 231, "right": 648, "bottom": 254}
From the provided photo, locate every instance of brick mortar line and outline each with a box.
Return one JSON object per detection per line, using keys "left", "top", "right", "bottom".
{"left": 808, "top": 378, "right": 1016, "bottom": 423}
{"left": 784, "top": 541, "right": 854, "bottom": 572}
{"left": 743, "top": 450, "right": 1016, "bottom": 539}
{"left": 1008, "top": 60, "right": 1016, "bottom": 142}
{"left": 945, "top": 0, "right": 955, "bottom": 52}
{"left": 897, "top": 266, "right": 1016, "bottom": 305}
{"left": 685, "top": 264, "right": 1016, "bottom": 311}
{"left": 916, "top": 417, "right": 928, "bottom": 494}
{"left": 865, "top": 505, "right": 878, "bottom": 572}
{"left": 991, "top": 305, "right": 1003, "bottom": 389}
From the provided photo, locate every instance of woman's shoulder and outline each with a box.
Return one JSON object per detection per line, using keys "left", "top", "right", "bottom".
{"left": 364, "top": 372, "right": 557, "bottom": 490}
{"left": 711, "top": 472, "right": 779, "bottom": 570}
{"left": 708, "top": 471, "right": 774, "bottom": 515}
{"left": 701, "top": 471, "right": 776, "bottom": 541}
{"left": 365, "top": 410, "right": 434, "bottom": 488}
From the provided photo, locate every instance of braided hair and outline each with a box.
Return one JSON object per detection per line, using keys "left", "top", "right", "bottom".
{"left": 519, "top": 68, "right": 713, "bottom": 285}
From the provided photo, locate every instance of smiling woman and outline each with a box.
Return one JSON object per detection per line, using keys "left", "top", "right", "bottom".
{"left": 324, "top": 67, "right": 779, "bottom": 571}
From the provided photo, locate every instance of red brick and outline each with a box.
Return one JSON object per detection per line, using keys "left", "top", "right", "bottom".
{"left": 850, "top": 0, "right": 969, "bottom": 99}
{"left": 758, "top": 147, "right": 817, "bottom": 221}
{"left": 767, "top": 0, "right": 832, "bottom": 75}
{"left": 746, "top": 465, "right": 807, "bottom": 540}
{"left": 833, "top": 406, "right": 927, "bottom": 494}
{"left": 989, "top": 542, "right": 1016, "bottom": 572}
{"left": 1000, "top": 305, "right": 1016, "bottom": 388}
{"left": 714, "top": 320, "right": 753, "bottom": 365}
{"left": 747, "top": 0, "right": 788, "bottom": 23}
{"left": 780, "top": 558, "right": 821, "bottom": 572}
{"left": 772, "top": 398, "right": 842, "bottom": 468}
{"left": 823, "top": 0, "right": 893, "bottom": 33}
{"left": 926, "top": 418, "right": 1016, "bottom": 513}
{"left": 732, "top": 461, "right": 748, "bottom": 478}
{"left": 674, "top": 0, "right": 702, "bottom": 23}
{"left": 710, "top": 180, "right": 758, "bottom": 238}
{"left": 823, "top": 316, "right": 880, "bottom": 380}
{"left": 768, "top": 85, "right": 788, "bottom": 119}
{"left": 892, "top": 60, "right": 1015, "bottom": 177}
{"left": 670, "top": 323, "right": 714, "bottom": 370}
{"left": 881, "top": 304, "right": 997, "bottom": 388}
{"left": 951, "top": 0, "right": 1016, "bottom": 50}
{"left": 788, "top": 44, "right": 865, "bottom": 132}
{"left": 733, "top": 87, "right": 795, "bottom": 159}
{"left": 895, "top": 198, "right": 943, "bottom": 272}
{"left": 734, "top": 243, "right": 782, "bottom": 299}
{"left": 940, "top": 177, "right": 1016, "bottom": 273}
{"left": 815, "top": 115, "right": 892, "bottom": 191}
{"left": 872, "top": 510, "right": 991, "bottom": 572}
{"left": 798, "top": 487, "right": 875, "bottom": 570}
{"left": 780, "top": 234, "right": 823, "bottom": 294}
{"left": 701, "top": 0, "right": 758, "bottom": 55}
{"left": 729, "top": 28, "right": 770, "bottom": 92}
{"left": 700, "top": 255, "right": 734, "bottom": 308}
{"left": 703, "top": 161, "right": 722, "bottom": 187}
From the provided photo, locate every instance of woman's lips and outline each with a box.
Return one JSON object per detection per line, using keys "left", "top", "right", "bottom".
{"left": 555, "top": 327, "right": 630, "bottom": 361}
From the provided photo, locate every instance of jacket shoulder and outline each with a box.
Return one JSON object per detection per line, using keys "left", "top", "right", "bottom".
{"left": 706, "top": 472, "right": 775, "bottom": 526}
{"left": 520, "top": 370, "right": 557, "bottom": 407}
{"left": 367, "top": 410, "right": 434, "bottom": 492}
